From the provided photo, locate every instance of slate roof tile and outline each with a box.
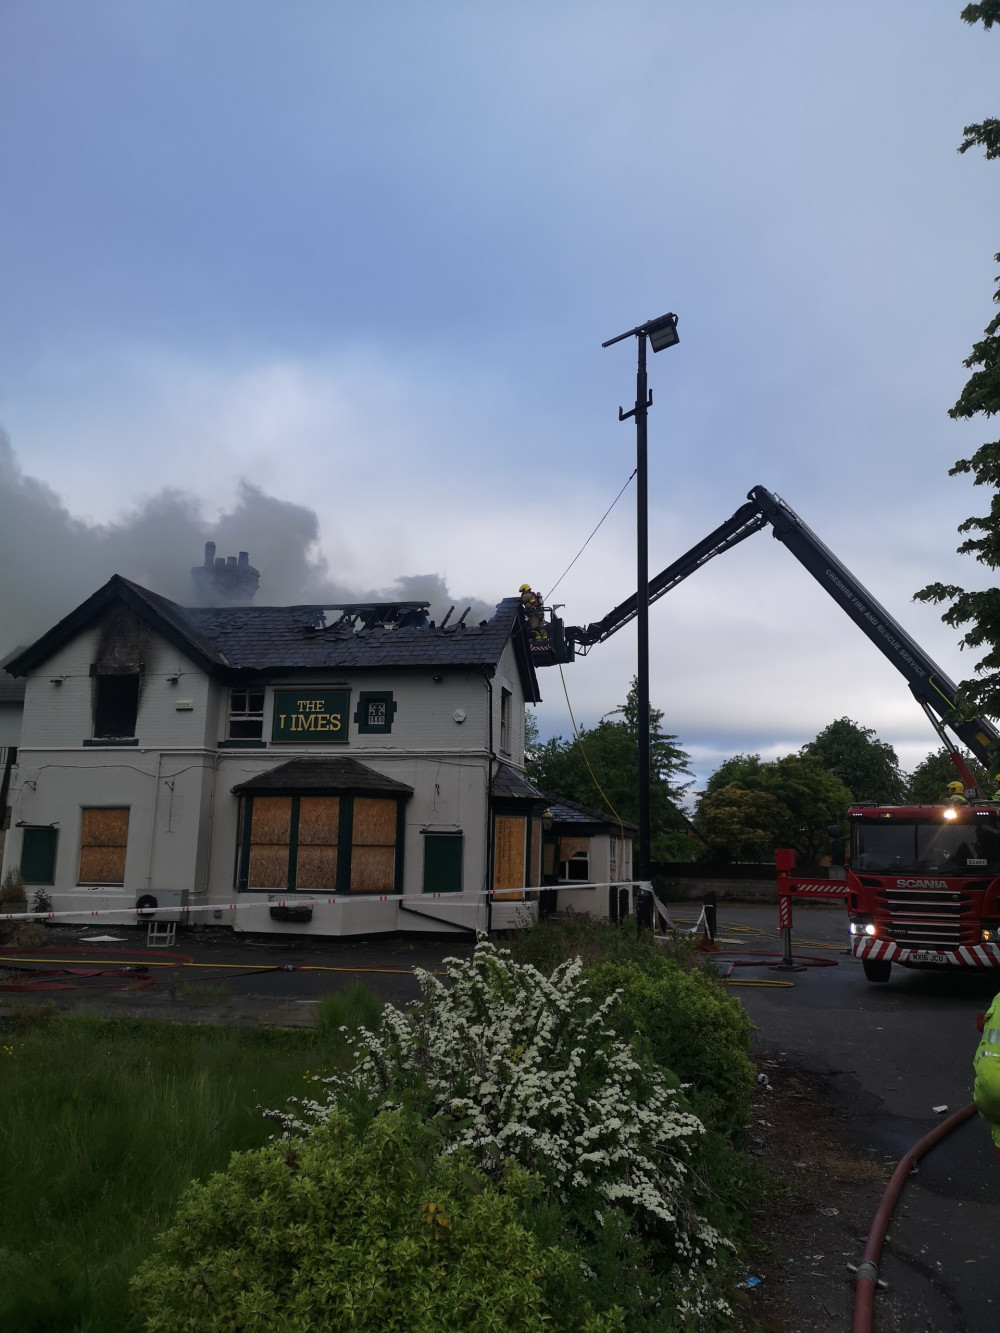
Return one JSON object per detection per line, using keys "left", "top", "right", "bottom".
{"left": 5, "top": 577, "right": 540, "bottom": 701}
{"left": 491, "top": 762, "right": 544, "bottom": 801}
{"left": 232, "top": 756, "right": 413, "bottom": 796}
{"left": 539, "top": 792, "right": 637, "bottom": 833}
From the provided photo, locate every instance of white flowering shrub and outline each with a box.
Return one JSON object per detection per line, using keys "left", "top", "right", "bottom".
{"left": 272, "top": 941, "right": 735, "bottom": 1328}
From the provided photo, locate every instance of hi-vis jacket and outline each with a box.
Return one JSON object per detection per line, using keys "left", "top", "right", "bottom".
{"left": 973, "top": 992, "right": 1000, "bottom": 1150}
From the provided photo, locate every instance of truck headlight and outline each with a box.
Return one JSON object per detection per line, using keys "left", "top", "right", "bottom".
{"left": 981, "top": 921, "right": 1000, "bottom": 944}
{"left": 850, "top": 916, "right": 876, "bottom": 937}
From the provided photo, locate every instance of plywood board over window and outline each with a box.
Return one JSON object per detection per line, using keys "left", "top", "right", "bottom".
{"left": 559, "top": 836, "right": 589, "bottom": 861}
{"left": 350, "top": 797, "right": 396, "bottom": 893}
{"left": 248, "top": 796, "right": 292, "bottom": 889}
{"left": 79, "top": 808, "right": 130, "bottom": 884}
{"left": 295, "top": 796, "right": 339, "bottom": 890}
{"left": 528, "top": 817, "right": 541, "bottom": 888}
{"left": 493, "top": 815, "right": 526, "bottom": 899}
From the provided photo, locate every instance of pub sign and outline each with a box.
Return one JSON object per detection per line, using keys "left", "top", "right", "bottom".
{"left": 272, "top": 689, "right": 350, "bottom": 743}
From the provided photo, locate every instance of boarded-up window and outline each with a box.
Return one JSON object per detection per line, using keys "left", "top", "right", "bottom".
{"left": 295, "top": 796, "right": 339, "bottom": 889}
{"left": 237, "top": 791, "right": 405, "bottom": 894}
{"left": 247, "top": 796, "right": 292, "bottom": 889}
{"left": 350, "top": 797, "right": 396, "bottom": 893}
{"left": 493, "top": 815, "right": 526, "bottom": 899}
{"left": 609, "top": 836, "right": 618, "bottom": 884}
{"left": 79, "top": 808, "right": 130, "bottom": 884}
{"left": 528, "top": 817, "right": 541, "bottom": 888}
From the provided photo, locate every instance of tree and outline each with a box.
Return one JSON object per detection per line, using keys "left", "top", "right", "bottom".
{"left": 906, "top": 746, "right": 989, "bottom": 803}
{"left": 801, "top": 717, "right": 906, "bottom": 804}
{"left": 696, "top": 752, "right": 852, "bottom": 861}
{"left": 915, "top": 5, "right": 1000, "bottom": 722}
{"left": 697, "top": 784, "right": 787, "bottom": 862}
{"left": 526, "top": 680, "right": 693, "bottom": 860}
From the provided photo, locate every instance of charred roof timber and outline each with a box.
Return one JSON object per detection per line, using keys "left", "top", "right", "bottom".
{"left": 301, "top": 603, "right": 432, "bottom": 635}
{"left": 191, "top": 542, "right": 260, "bottom": 606}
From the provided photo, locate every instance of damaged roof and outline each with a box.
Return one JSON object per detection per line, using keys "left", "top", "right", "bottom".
{"left": 3, "top": 575, "right": 540, "bottom": 702}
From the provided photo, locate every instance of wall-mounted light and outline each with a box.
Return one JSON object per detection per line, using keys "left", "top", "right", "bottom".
{"left": 50, "top": 677, "right": 64, "bottom": 685}
{"left": 542, "top": 808, "right": 554, "bottom": 832}
{"left": 432, "top": 674, "right": 444, "bottom": 683}
{"left": 165, "top": 675, "right": 179, "bottom": 685}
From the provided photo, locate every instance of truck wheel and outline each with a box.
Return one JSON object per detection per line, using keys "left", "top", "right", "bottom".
{"left": 863, "top": 958, "right": 892, "bottom": 984}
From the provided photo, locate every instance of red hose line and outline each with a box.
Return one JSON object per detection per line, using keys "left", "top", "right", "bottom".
{"left": 852, "top": 1101, "right": 978, "bottom": 1333}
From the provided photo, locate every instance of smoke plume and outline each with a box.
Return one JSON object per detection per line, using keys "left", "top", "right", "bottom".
{"left": 0, "top": 429, "right": 496, "bottom": 656}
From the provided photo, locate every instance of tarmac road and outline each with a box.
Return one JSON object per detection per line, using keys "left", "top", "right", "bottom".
{"left": 710, "top": 901, "right": 999, "bottom": 1333}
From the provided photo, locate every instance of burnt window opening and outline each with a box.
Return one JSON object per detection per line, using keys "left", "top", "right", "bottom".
{"left": 229, "top": 688, "right": 265, "bottom": 740}
{"left": 94, "top": 675, "right": 140, "bottom": 739}
{"left": 499, "top": 687, "right": 512, "bottom": 755}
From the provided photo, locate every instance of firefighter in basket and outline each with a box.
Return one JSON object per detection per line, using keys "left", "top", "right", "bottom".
{"left": 946, "top": 781, "right": 969, "bottom": 806}
{"left": 973, "top": 994, "right": 1000, "bottom": 1162}
{"left": 519, "top": 584, "right": 547, "bottom": 643}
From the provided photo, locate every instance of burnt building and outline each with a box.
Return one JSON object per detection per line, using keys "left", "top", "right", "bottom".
{"left": 1, "top": 575, "right": 548, "bottom": 936}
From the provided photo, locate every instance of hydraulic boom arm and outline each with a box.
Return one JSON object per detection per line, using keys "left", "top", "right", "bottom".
{"left": 564, "top": 484, "right": 1000, "bottom": 769}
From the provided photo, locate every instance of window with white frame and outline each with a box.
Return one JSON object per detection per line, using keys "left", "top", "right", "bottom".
{"left": 228, "top": 688, "right": 265, "bottom": 740}
{"left": 558, "top": 850, "right": 590, "bottom": 882}
{"left": 499, "top": 686, "right": 512, "bottom": 755}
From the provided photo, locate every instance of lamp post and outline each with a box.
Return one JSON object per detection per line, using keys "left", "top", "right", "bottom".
{"left": 602, "top": 312, "right": 679, "bottom": 886}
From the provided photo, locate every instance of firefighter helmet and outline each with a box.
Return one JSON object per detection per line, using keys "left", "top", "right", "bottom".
{"left": 948, "top": 781, "right": 965, "bottom": 794}
{"left": 519, "top": 584, "right": 532, "bottom": 592}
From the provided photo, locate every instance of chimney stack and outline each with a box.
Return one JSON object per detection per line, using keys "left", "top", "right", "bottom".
{"left": 191, "top": 545, "right": 260, "bottom": 605}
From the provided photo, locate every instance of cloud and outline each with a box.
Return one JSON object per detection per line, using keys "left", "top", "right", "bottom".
{"left": 0, "top": 429, "right": 495, "bottom": 656}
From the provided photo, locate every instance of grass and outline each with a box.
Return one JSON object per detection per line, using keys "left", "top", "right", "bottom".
{"left": 315, "top": 979, "right": 384, "bottom": 1037}
{"left": 497, "top": 911, "right": 701, "bottom": 975}
{"left": 0, "top": 988, "right": 381, "bottom": 1332}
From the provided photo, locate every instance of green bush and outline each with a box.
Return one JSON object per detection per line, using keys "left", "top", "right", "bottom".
{"left": 273, "top": 942, "right": 737, "bottom": 1330}
{"left": 588, "top": 954, "right": 754, "bottom": 1136}
{"left": 586, "top": 954, "right": 757, "bottom": 1241}
{"left": 132, "top": 1109, "right": 621, "bottom": 1333}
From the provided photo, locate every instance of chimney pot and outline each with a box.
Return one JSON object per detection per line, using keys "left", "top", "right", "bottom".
{"left": 226, "top": 555, "right": 237, "bottom": 568}
{"left": 204, "top": 541, "right": 216, "bottom": 568}
{"left": 238, "top": 551, "right": 249, "bottom": 567}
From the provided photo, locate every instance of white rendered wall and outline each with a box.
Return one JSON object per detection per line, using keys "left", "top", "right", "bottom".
{"left": 3, "top": 624, "right": 535, "bottom": 936}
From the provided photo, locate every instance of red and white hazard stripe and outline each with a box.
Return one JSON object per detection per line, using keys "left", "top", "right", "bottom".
{"left": 853, "top": 936, "right": 1000, "bottom": 968}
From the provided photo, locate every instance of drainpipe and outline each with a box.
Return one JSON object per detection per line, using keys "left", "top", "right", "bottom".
{"left": 399, "top": 896, "right": 477, "bottom": 935}
{"left": 202, "top": 750, "right": 221, "bottom": 898}
{"left": 0, "top": 749, "right": 14, "bottom": 874}
{"left": 144, "top": 751, "right": 164, "bottom": 890}
{"left": 485, "top": 670, "right": 494, "bottom": 934}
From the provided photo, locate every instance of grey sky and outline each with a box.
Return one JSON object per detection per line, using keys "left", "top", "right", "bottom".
{"left": 1, "top": 2, "right": 997, "bottom": 789}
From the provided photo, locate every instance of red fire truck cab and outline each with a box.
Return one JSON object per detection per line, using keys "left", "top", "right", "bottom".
{"left": 847, "top": 802, "right": 1000, "bottom": 982}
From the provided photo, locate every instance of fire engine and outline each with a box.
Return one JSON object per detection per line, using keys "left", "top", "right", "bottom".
{"left": 846, "top": 802, "right": 1000, "bottom": 982}
{"left": 528, "top": 485, "right": 1000, "bottom": 981}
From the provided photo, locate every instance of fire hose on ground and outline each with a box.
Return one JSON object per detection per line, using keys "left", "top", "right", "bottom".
{"left": 852, "top": 1102, "right": 978, "bottom": 1333}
